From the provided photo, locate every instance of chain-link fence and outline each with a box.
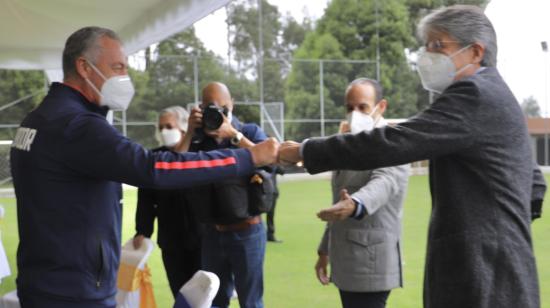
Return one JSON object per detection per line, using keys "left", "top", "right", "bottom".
{"left": 0, "top": 142, "right": 11, "bottom": 186}
{"left": 122, "top": 53, "right": 379, "bottom": 145}
{"left": 0, "top": 52, "right": 488, "bottom": 183}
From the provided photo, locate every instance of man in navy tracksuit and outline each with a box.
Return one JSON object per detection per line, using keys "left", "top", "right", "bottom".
{"left": 9, "top": 27, "right": 277, "bottom": 307}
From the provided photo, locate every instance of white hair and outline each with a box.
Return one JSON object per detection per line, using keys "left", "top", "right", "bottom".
{"left": 155, "top": 106, "right": 189, "bottom": 145}
{"left": 417, "top": 5, "right": 497, "bottom": 67}
{"left": 158, "top": 106, "right": 189, "bottom": 131}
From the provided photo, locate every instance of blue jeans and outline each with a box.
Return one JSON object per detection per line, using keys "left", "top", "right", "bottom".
{"left": 202, "top": 223, "right": 266, "bottom": 308}
{"left": 19, "top": 292, "right": 116, "bottom": 308}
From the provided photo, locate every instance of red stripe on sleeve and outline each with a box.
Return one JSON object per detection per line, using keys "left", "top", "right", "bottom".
{"left": 155, "top": 157, "right": 237, "bottom": 170}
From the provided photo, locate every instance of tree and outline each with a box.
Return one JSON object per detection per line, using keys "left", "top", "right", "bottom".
{"left": 0, "top": 70, "right": 46, "bottom": 140}
{"left": 226, "top": 0, "right": 312, "bottom": 104}
{"left": 126, "top": 27, "right": 233, "bottom": 147}
{"left": 285, "top": 32, "right": 350, "bottom": 141}
{"left": 126, "top": 26, "right": 264, "bottom": 147}
{"left": 521, "top": 96, "right": 542, "bottom": 118}
{"left": 284, "top": 0, "right": 419, "bottom": 141}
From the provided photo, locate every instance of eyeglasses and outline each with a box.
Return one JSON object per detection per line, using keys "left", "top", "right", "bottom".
{"left": 425, "top": 39, "right": 460, "bottom": 51}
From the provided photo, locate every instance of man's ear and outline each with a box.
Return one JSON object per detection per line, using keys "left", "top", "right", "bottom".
{"left": 471, "top": 43, "right": 485, "bottom": 65}
{"left": 75, "top": 57, "right": 91, "bottom": 80}
{"left": 377, "top": 99, "right": 388, "bottom": 116}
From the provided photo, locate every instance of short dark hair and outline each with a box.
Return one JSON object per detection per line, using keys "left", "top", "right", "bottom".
{"left": 62, "top": 26, "right": 120, "bottom": 79}
{"left": 346, "top": 78, "right": 384, "bottom": 103}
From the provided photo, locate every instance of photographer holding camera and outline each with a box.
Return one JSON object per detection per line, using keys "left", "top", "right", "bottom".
{"left": 180, "top": 82, "right": 272, "bottom": 308}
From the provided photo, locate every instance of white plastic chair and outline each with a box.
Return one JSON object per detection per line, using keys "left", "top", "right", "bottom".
{"left": 116, "top": 238, "right": 155, "bottom": 308}
{"left": 0, "top": 205, "right": 17, "bottom": 308}
{"left": 0, "top": 290, "right": 20, "bottom": 308}
{"left": 0, "top": 205, "right": 10, "bottom": 283}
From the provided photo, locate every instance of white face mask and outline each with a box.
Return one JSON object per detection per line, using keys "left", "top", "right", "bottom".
{"left": 416, "top": 45, "right": 472, "bottom": 94}
{"left": 85, "top": 61, "right": 135, "bottom": 110}
{"left": 346, "top": 105, "right": 379, "bottom": 134}
{"left": 160, "top": 128, "right": 182, "bottom": 147}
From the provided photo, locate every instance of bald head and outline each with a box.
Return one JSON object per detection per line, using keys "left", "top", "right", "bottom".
{"left": 201, "top": 82, "right": 233, "bottom": 110}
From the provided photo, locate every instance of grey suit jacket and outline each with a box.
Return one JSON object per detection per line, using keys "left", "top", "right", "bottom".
{"left": 318, "top": 164, "right": 409, "bottom": 292}
{"left": 303, "top": 67, "right": 541, "bottom": 308}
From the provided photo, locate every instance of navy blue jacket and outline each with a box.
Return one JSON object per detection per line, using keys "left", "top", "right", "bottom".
{"left": 10, "top": 83, "right": 254, "bottom": 302}
{"left": 135, "top": 146, "right": 203, "bottom": 251}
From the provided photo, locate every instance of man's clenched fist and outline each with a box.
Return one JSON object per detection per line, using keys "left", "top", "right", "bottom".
{"left": 249, "top": 137, "right": 280, "bottom": 167}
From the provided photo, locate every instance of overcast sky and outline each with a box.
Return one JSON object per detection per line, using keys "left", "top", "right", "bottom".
{"left": 194, "top": 0, "right": 329, "bottom": 59}
{"left": 194, "top": 0, "right": 550, "bottom": 114}
{"left": 485, "top": 0, "right": 550, "bottom": 115}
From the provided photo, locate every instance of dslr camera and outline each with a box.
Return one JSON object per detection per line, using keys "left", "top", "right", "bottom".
{"left": 201, "top": 103, "right": 228, "bottom": 130}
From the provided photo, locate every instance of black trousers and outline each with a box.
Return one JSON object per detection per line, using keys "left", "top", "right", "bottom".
{"left": 338, "top": 290, "right": 391, "bottom": 308}
{"left": 266, "top": 193, "right": 279, "bottom": 237}
{"left": 161, "top": 246, "right": 202, "bottom": 298}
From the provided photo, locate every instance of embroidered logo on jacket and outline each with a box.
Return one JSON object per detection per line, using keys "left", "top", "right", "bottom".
{"left": 12, "top": 127, "right": 37, "bottom": 152}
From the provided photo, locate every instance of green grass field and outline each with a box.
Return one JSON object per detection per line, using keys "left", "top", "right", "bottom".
{"left": 0, "top": 175, "right": 549, "bottom": 307}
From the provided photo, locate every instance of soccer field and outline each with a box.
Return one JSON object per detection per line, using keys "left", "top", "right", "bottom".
{"left": 0, "top": 175, "right": 549, "bottom": 307}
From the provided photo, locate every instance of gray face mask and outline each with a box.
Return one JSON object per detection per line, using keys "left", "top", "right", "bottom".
{"left": 416, "top": 45, "right": 472, "bottom": 94}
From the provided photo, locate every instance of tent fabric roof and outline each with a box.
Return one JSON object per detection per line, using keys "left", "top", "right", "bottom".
{"left": 0, "top": 0, "right": 230, "bottom": 70}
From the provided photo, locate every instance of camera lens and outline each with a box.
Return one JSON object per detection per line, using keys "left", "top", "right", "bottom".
{"left": 202, "top": 105, "right": 224, "bottom": 130}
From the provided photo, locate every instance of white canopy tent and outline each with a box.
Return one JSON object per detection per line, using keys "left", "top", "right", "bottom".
{"left": 0, "top": 0, "right": 231, "bottom": 73}
{"left": 0, "top": 0, "right": 231, "bottom": 134}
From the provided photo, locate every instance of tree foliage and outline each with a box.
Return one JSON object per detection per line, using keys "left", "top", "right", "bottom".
{"left": 0, "top": 0, "right": 493, "bottom": 145}
{"left": 284, "top": 0, "right": 420, "bottom": 140}
{"left": 521, "top": 96, "right": 542, "bottom": 118}
{"left": 0, "top": 70, "right": 46, "bottom": 139}
{"left": 226, "top": 0, "right": 311, "bottom": 105}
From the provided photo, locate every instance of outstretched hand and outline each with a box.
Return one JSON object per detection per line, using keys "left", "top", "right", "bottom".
{"left": 317, "top": 189, "right": 356, "bottom": 221}
{"left": 249, "top": 137, "right": 280, "bottom": 167}
{"left": 277, "top": 141, "right": 303, "bottom": 166}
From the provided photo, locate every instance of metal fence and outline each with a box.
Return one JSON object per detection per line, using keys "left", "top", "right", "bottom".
{"left": 0, "top": 141, "right": 11, "bottom": 186}
{"left": 3, "top": 51, "right": 547, "bottom": 186}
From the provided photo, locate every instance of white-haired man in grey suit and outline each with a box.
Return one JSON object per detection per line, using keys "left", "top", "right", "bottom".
{"left": 314, "top": 78, "right": 409, "bottom": 308}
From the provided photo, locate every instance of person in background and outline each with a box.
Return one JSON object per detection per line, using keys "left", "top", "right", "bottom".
{"left": 133, "top": 106, "right": 203, "bottom": 297}
{"left": 314, "top": 78, "right": 409, "bottom": 308}
{"left": 185, "top": 82, "right": 268, "bottom": 308}
{"left": 266, "top": 165, "right": 284, "bottom": 243}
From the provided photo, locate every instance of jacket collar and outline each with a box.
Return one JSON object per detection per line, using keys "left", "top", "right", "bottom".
{"left": 51, "top": 82, "right": 109, "bottom": 117}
